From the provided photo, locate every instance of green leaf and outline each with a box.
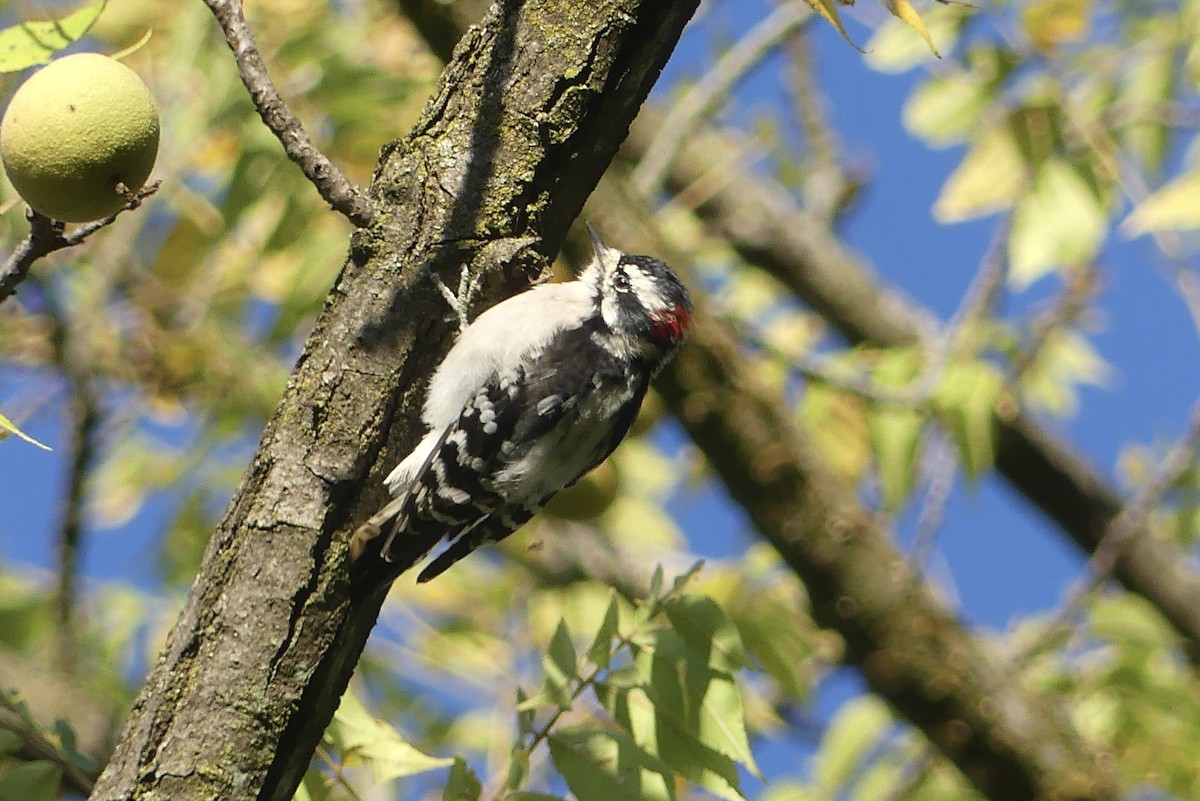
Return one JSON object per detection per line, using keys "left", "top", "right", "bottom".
{"left": 1009, "top": 158, "right": 1108, "bottom": 288}
{"left": 442, "top": 757, "right": 481, "bottom": 801}
{"left": 292, "top": 768, "right": 332, "bottom": 801}
{"left": 669, "top": 561, "right": 705, "bottom": 595}
{"left": 515, "top": 686, "right": 537, "bottom": 736}
{"left": 868, "top": 404, "right": 924, "bottom": 510}
{"left": 1119, "top": 32, "right": 1175, "bottom": 174}
{"left": 548, "top": 727, "right": 674, "bottom": 801}
{"left": 0, "top": 2, "right": 107, "bottom": 72}
{"left": 649, "top": 566, "right": 665, "bottom": 601}
{"left": 1018, "top": 330, "right": 1110, "bottom": 416}
{"left": 587, "top": 592, "right": 621, "bottom": 670}
{"left": 0, "top": 761, "right": 61, "bottom": 801}
{"left": 326, "top": 690, "right": 453, "bottom": 784}
{"left": 0, "top": 730, "right": 21, "bottom": 753}
{"left": 1089, "top": 594, "right": 1176, "bottom": 652}
{"left": 1122, "top": 169, "right": 1200, "bottom": 236}
{"left": 508, "top": 794, "right": 567, "bottom": 801}
{"left": 48, "top": 717, "right": 96, "bottom": 776}
{"left": 798, "top": 382, "right": 872, "bottom": 482}
{"left": 933, "top": 362, "right": 1003, "bottom": 478}
{"left": 864, "top": 351, "right": 926, "bottom": 505}
{"left": 814, "top": 696, "right": 893, "bottom": 792}
{"left": 543, "top": 619, "right": 578, "bottom": 709}
{"left": 1020, "top": 0, "right": 1092, "bottom": 51}
{"left": 662, "top": 596, "right": 751, "bottom": 673}
{"left": 635, "top": 628, "right": 760, "bottom": 780}
{"left": 601, "top": 684, "right": 746, "bottom": 801}
{"left": 0, "top": 410, "right": 51, "bottom": 451}
{"left": 503, "top": 744, "right": 530, "bottom": 792}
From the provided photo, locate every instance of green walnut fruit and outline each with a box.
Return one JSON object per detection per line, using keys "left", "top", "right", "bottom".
{"left": 1, "top": 53, "right": 159, "bottom": 222}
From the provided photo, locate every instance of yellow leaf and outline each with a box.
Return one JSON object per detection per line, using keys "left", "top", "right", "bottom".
{"left": 0, "top": 410, "right": 51, "bottom": 451}
{"left": 1009, "top": 159, "right": 1107, "bottom": 288}
{"left": 879, "top": 0, "right": 941, "bottom": 58}
{"left": 866, "top": 4, "right": 966, "bottom": 73}
{"left": 934, "top": 127, "right": 1026, "bottom": 222}
{"left": 1122, "top": 170, "right": 1200, "bottom": 236}
{"left": 802, "top": 0, "right": 864, "bottom": 52}
{"left": 1019, "top": 330, "right": 1110, "bottom": 416}
{"left": 1021, "top": 0, "right": 1093, "bottom": 52}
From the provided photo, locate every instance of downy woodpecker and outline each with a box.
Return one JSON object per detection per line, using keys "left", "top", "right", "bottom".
{"left": 352, "top": 228, "right": 692, "bottom": 587}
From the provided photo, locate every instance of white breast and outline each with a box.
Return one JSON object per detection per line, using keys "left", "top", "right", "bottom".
{"left": 421, "top": 280, "right": 595, "bottom": 431}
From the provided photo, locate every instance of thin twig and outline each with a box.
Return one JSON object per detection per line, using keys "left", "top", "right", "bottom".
{"left": 785, "top": 25, "right": 839, "bottom": 174}
{"left": 941, "top": 212, "right": 1012, "bottom": 355}
{"left": 54, "top": 377, "right": 99, "bottom": 674}
{"left": 633, "top": 1, "right": 812, "bottom": 196}
{"left": 201, "top": 0, "right": 377, "bottom": 228}
{"left": 43, "top": 287, "right": 101, "bottom": 675}
{"left": 910, "top": 431, "right": 958, "bottom": 576}
{"left": 1019, "top": 399, "right": 1200, "bottom": 662}
{"left": 725, "top": 313, "right": 933, "bottom": 406}
{"left": 0, "top": 182, "right": 160, "bottom": 306}
{"left": 314, "top": 743, "right": 365, "bottom": 801}
{"left": 784, "top": 26, "right": 854, "bottom": 219}
{"left": 1008, "top": 266, "right": 1099, "bottom": 385}
{"left": 0, "top": 705, "right": 96, "bottom": 797}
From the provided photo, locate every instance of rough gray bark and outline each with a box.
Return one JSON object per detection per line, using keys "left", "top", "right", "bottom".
{"left": 88, "top": 2, "right": 699, "bottom": 799}
{"left": 582, "top": 179, "right": 1120, "bottom": 801}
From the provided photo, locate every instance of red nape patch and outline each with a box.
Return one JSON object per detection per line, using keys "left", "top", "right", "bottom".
{"left": 650, "top": 304, "right": 692, "bottom": 344}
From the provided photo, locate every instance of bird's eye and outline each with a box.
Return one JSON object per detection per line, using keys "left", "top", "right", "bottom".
{"left": 613, "top": 271, "right": 631, "bottom": 291}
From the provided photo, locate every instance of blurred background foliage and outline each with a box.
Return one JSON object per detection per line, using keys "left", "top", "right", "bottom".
{"left": 1, "top": 0, "right": 1200, "bottom": 799}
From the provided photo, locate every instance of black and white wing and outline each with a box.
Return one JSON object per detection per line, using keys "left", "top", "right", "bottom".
{"left": 373, "top": 323, "right": 648, "bottom": 586}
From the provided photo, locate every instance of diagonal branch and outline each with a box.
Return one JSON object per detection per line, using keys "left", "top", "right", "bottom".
{"left": 583, "top": 177, "right": 1120, "bottom": 801}
{"left": 88, "top": 3, "right": 699, "bottom": 800}
{"left": 659, "top": 317, "right": 1119, "bottom": 801}
{"left": 623, "top": 111, "right": 1200, "bottom": 656}
{"left": 202, "top": 0, "right": 377, "bottom": 228}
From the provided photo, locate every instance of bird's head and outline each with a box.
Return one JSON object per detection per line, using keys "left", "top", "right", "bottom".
{"left": 582, "top": 226, "right": 694, "bottom": 359}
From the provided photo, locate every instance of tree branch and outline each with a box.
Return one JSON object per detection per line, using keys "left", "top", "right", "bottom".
{"left": 1022, "top": 399, "right": 1200, "bottom": 659}
{"left": 622, "top": 111, "right": 1200, "bottom": 656}
{"left": 672, "top": 312, "right": 1119, "bottom": 801}
{"left": 583, "top": 177, "right": 1120, "bottom": 801}
{"left": 0, "top": 184, "right": 159, "bottom": 306}
{"left": 88, "top": 3, "right": 699, "bottom": 800}
{"left": 201, "top": 0, "right": 377, "bottom": 228}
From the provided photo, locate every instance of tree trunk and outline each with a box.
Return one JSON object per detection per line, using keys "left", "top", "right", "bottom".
{"left": 88, "top": 2, "right": 699, "bottom": 798}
